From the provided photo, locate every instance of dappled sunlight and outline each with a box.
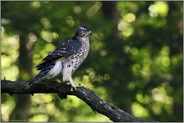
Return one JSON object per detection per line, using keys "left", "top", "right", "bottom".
{"left": 132, "top": 102, "right": 149, "bottom": 118}
{"left": 1, "top": 28, "right": 19, "bottom": 80}
{"left": 1, "top": 28, "right": 19, "bottom": 121}
{"left": 131, "top": 63, "right": 141, "bottom": 75}
{"left": 154, "top": 46, "right": 171, "bottom": 72}
{"left": 90, "top": 32, "right": 105, "bottom": 53}
{"left": 103, "top": 73, "right": 110, "bottom": 81}
{"left": 87, "top": 68, "right": 96, "bottom": 81}
{"left": 33, "top": 43, "right": 55, "bottom": 66}
{"left": 41, "top": 17, "right": 51, "bottom": 29}
{"left": 99, "top": 49, "right": 107, "bottom": 56}
{"left": 161, "top": 56, "right": 170, "bottom": 67}
{"left": 124, "top": 13, "right": 136, "bottom": 22}
{"left": 151, "top": 87, "right": 174, "bottom": 114}
{"left": 31, "top": 1, "right": 40, "bottom": 8}
{"left": 117, "top": 2, "right": 137, "bottom": 39}
{"left": 131, "top": 47, "right": 152, "bottom": 81}
{"left": 81, "top": 75, "right": 93, "bottom": 89}
{"left": 29, "top": 114, "right": 48, "bottom": 122}
{"left": 27, "top": 33, "right": 37, "bottom": 50}
{"left": 56, "top": 94, "right": 110, "bottom": 121}
{"left": 1, "top": 95, "right": 15, "bottom": 121}
{"left": 136, "top": 92, "right": 151, "bottom": 104}
{"left": 118, "top": 19, "right": 134, "bottom": 38}
{"left": 66, "top": 16, "right": 75, "bottom": 27}
{"left": 1, "top": 1, "right": 182, "bottom": 122}
{"left": 31, "top": 94, "right": 53, "bottom": 104}
{"left": 46, "top": 103, "right": 59, "bottom": 116}
{"left": 149, "top": 1, "right": 169, "bottom": 17}
{"left": 41, "top": 30, "right": 53, "bottom": 42}
{"left": 1, "top": 65, "right": 19, "bottom": 81}
{"left": 86, "top": 2, "right": 102, "bottom": 17}
{"left": 30, "top": 94, "right": 62, "bottom": 121}
{"left": 122, "top": 27, "right": 134, "bottom": 38}
{"left": 123, "top": 45, "right": 131, "bottom": 54}
{"left": 171, "top": 53, "right": 182, "bottom": 65}
{"left": 127, "top": 81, "right": 136, "bottom": 90}
{"left": 73, "top": 6, "right": 81, "bottom": 14}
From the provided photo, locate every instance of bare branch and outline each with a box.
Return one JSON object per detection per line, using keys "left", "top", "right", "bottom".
{"left": 1, "top": 80, "right": 153, "bottom": 122}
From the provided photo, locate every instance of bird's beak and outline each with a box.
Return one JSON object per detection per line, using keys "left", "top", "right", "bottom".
{"left": 88, "top": 31, "right": 92, "bottom": 36}
{"left": 84, "top": 31, "right": 92, "bottom": 37}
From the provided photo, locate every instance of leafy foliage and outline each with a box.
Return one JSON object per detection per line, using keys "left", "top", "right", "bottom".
{"left": 1, "top": 1, "right": 183, "bottom": 122}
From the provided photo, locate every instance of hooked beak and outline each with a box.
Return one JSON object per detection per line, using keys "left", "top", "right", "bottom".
{"left": 88, "top": 31, "right": 92, "bottom": 36}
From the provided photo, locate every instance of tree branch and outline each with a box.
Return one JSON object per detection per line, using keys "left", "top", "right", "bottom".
{"left": 1, "top": 80, "right": 152, "bottom": 122}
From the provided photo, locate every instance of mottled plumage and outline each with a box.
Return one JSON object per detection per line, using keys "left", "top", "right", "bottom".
{"left": 27, "top": 25, "right": 92, "bottom": 90}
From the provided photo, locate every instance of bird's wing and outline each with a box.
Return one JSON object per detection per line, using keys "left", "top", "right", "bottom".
{"left": 36, "top": 39, "right": 82, "bottom": 70}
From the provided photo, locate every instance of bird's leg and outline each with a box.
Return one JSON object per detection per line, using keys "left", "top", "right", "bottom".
{"left": 66, "top": 78, "right": 82, "bottom": 91}
{"left": 65, "top": 78, "right": 76, "bottom": 91}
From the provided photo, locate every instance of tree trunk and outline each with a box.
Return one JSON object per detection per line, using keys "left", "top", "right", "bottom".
{"left": 9, "top": 33, "right": 32, "bottom": 120}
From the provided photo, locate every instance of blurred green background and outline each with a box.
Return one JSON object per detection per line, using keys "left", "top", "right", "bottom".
{"left": 1, "top": 1, "right": 183, "bottom": 122}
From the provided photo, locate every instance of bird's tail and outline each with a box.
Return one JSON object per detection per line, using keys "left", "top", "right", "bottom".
{"left": 27, "top": 70, "right": 48, "bottom": 87}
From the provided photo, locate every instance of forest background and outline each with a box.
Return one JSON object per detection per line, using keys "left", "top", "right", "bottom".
{"left": 1, "top": 1, "right": 183, "bottom": 122}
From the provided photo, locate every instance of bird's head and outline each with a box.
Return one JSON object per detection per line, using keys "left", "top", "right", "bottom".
{"left": 74, "top": 25, "right": 92, "bottom": 38}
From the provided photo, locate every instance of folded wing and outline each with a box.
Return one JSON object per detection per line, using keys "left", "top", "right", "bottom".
{"left": 36, "top": 39, "right": 82, "bottom": 70}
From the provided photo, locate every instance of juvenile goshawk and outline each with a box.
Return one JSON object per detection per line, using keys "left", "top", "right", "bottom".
{"left": 27, "top": 25, "right": 92, "bottom": 90}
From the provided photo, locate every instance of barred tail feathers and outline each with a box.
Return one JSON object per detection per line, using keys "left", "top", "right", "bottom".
{"left": 27, "top": 63, "right": 55, "bottom": 87}
{"left": 27, "top": 70, "right": 49, "bottom": 87}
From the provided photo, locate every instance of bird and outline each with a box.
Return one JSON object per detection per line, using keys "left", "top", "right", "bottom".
{"left": 27, "top": 24, "right": 92, "bottom": 90}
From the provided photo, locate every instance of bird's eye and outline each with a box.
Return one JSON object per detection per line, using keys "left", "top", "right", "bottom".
{"left": 80, "top": 29, "right": 86, "bottom": 34}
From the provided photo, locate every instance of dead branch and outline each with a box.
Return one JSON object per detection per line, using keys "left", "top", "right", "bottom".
{"left": 1, "top": 79, "right": 153, "bottom": 122}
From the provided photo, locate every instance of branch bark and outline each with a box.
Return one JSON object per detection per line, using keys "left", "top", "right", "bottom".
{"left": 1, "top": 79, "right": 152, "bottom": 122}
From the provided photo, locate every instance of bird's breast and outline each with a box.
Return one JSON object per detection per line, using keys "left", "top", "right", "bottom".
{"left": 64, "top": 43, "right": 90, "bottom": 74}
